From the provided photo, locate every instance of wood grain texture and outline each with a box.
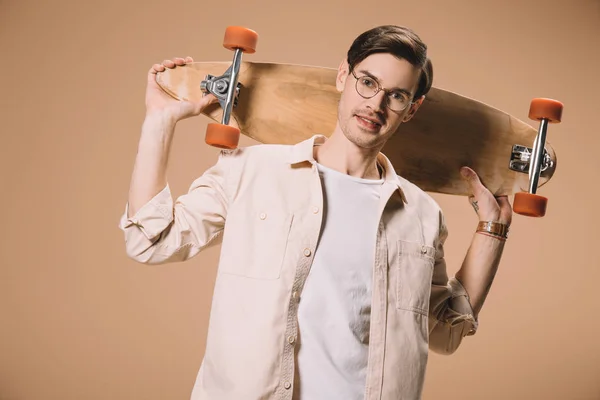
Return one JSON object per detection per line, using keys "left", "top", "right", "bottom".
{"left": 156, "top": 61, "right": 556, "bottom": 197}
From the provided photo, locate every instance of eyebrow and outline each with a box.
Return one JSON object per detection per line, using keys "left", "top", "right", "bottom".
{"left": 357, "top": 69, "right": 413, "bottom": 97}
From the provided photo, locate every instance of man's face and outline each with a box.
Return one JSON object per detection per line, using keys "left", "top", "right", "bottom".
{"left": 335, "top": 52, "right": 424, "bottom": 150}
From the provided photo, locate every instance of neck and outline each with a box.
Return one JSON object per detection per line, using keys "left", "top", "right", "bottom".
{"left": 314, "top": 127, "right": 383, "bottom": 180}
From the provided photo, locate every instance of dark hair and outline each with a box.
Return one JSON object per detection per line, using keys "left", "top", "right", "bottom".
{"left": 346, "top": 25, "right": 433, "bottom": 99}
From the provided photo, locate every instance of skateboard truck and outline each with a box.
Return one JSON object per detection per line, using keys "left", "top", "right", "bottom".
{"left": 512, "top": 98, "right": 563, "bottom": 217}
{"left": 509, "top": 144, "right": 554, "bottom": 174}
{"left": 201, "top": 68, "right": 242, "bottom": 110}
{"left": 202, "top": 26, "right": 258, "bottom": 150}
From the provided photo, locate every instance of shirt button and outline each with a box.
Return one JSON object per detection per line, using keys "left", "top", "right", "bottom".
{"left": 312, "top": 206, "right": 319, "bottom": 214}
{"left": 259, "top": 213, "right": 267, "bottom": 220}
{"left": 284, "top": 381, "right": 291, "bottom": 389}
{"left": 288, "top": 336, "right": 296, "bottom": 344}
{"left": 421, "top": 246, "right": 427, "bottom": 254}
{"left": 304, "top": 248, "right": 311, "bottom": 257}
{"left": 292, "top": 291, "right": 299, "bottom": 299}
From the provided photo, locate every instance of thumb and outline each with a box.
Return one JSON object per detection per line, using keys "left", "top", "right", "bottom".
{"left": 460, "top": 166, "right": 478, "bottom": 183}
{"left": 190, "top": 93, "right": 218, "bottom": 115}
{"left": 460, "top": 166, "right": 483, "bottom": 194}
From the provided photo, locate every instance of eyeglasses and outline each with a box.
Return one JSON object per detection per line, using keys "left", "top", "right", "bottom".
{"left": 351, "top": 69, "right": 414, "bottom": 112}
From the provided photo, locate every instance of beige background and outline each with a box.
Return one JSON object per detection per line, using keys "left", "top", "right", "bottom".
{"left": 2, "top": 0, "right": 599, "bottom": 399}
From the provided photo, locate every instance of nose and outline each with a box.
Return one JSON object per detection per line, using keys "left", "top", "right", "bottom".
{"left": 367, "top": 90, "right": 387, "bottom": 113}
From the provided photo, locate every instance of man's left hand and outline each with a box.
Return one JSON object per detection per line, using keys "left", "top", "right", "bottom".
{"left": 460, "top": 166, "right": 513, "bottom": 226}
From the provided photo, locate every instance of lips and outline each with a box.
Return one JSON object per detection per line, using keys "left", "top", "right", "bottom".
{"left": 355, "top": 114, "right": 384, "bottom": 129}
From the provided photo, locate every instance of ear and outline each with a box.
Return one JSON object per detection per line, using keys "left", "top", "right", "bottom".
{"left": 336, "top": 59, "right": 350, "bottom": 92}
{"left": 402, "top": 95, "right": 425, "bottom": 122}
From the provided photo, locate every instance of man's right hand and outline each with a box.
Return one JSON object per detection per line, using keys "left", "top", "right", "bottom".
{"left": 126, "top": 57, "right": 218, "bottom": 218}
{"left": 145, "top": 56, "right": 217, "bottom": 123}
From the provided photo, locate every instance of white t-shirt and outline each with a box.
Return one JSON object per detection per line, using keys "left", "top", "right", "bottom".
{"left": 294, "top": 162, "right": 384, "bottom": 400}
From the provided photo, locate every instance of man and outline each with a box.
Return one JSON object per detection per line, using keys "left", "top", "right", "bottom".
{"left": 119, "top": 25, "right": 511, "bottom": 400}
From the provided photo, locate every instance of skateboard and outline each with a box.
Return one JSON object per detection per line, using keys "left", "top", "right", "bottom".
{"left": 155, "top": 26, "right": 564, "bottom": 218}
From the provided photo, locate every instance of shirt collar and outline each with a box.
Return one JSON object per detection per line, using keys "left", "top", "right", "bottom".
{"left": 287, "top": 134, "right": 408, "bottom": 204}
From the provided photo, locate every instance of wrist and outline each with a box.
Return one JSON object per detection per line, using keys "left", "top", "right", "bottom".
{"left": 141, "top": 112, "right": 178, "bottom": 141}
{"left": 476, "top": 220, "right": 509, "bottom": 241}
{"left": 144, "top": 110, "right": 179, "bottom": 127}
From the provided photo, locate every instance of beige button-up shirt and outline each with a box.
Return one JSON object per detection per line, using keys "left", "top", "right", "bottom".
{"left": 119, "top": 135, "right": 478, "bottom": 400}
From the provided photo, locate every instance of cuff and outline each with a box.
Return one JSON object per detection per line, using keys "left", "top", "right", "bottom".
{"left": 447, "top": 277, "right": 479, "bottom": 336}
{"left": 118, "top": 184, "right": 174, "bottom": 241}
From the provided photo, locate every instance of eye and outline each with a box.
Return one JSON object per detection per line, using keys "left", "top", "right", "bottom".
{"left": 361, "top": 77, "right": 376, "bottom": 87}
{"left": 390, "top": 91, "right": 408, "bottom": 101}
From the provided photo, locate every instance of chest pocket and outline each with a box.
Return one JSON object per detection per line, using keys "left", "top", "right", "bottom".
{"left": 218, "top": 207, "right": 294, "bottom": 280}
{"left": 395, "top": 239, "right": 436, "bottom": 315}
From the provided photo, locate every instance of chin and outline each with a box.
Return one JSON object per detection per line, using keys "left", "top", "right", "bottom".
{"left": 337, "top": 110, "right": 390, "bottom": 149}
{"left": 344, "top": 126, "right": 387, "bottom": 150}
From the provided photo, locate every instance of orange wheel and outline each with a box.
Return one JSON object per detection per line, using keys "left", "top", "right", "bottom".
{"left": 205, "top": 123, "right": 240, "bottom": 149}
{"left": 529, "top": 98, "right": 563, "bottom": 123}
{"left": 223, "top": 26, "right": 258, "bottom": 54}
{"left": 513, "top": 192, "right": 548, "bottom": 217}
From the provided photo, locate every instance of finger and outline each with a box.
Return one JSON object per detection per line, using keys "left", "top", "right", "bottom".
{"left": 460, "top": 166, "right": 481, "bottom": 184}
{"left": 460, "top": 166, "right": 486, "bottom": 196}
{"left": 148, "top": 64, "right": 165, "bottom": 80}
{"left": 191, "top": 93, "right": 218, "bottom": 114}
{"left": 201, "top": 93, "right": 218, "bottom": 106}
{"left": 152, "top": 63, "right": 165, "bottom": 72}
{"left": 185, "top": 56, "right": 194, "bottom": 63}
{"left": 162, "top": 59, "right": 176, "bottom": 68}
{"left": 173, "top": 57, "right": 186, "bottom": 66}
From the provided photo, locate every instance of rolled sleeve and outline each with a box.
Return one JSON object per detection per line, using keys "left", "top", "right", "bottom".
{"left": 428, "top": 215, "right": 478, "bottom": 355}
{"left": 118, "top": 149, "right": 238, "bottom": 265}
{"left": 119, "top": 184, "right": 174, "bottom": 241}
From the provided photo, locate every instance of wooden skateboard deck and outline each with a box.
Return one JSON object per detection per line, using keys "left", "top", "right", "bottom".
{"left": 156, "top": 61, "right": 556, "bottom": 197}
